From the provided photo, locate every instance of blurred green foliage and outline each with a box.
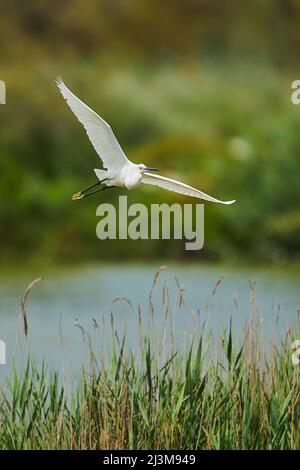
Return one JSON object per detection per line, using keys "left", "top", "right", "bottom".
{"left": 1, "top": 0, "right": 300, "bottom": 264}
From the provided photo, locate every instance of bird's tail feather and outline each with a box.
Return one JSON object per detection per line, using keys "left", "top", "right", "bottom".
{"left": 94, "top": 169, "right": 108, "bottom": 181}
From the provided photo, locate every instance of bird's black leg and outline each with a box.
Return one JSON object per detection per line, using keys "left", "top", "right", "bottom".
{"left": 81, "top": 185, "right": 116, "bottom": 198}
{"left": 72, "top": 178, "right": 108, "bottom": 200}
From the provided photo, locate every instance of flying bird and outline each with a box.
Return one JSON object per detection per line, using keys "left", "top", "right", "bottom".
{"left": 56, "top": 78, "right": 235, "bottom": 205}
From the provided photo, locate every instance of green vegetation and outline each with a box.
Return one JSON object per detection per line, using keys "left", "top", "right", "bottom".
{"left": 1, "top": 321, "right": 300, "bottom": 449}
{"left": 1, "top": 2, "right": 299, "bottom": 451}
{"left": 1, "top": 2, "right": 300, "bottom": 264}
{"left": 0, "top": 271, "right": 299, "bottom": 450}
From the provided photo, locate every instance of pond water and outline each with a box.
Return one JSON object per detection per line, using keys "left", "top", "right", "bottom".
{"left": 0, "top": 263, "right": 299, "bottom": 375}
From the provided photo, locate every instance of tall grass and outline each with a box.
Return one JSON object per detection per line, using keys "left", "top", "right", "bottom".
{"left": 0, "top": 270, "right": 299, "bottom": 450}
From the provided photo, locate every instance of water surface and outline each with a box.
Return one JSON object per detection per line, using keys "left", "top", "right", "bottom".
{"left": 0, "top": 263, "right": 299, "bottom": 375}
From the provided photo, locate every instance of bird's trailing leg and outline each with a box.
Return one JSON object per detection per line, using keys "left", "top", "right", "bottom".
{"left": 72, "top": 184, "right": 115, "bottom": 200}
{"left": 72, "top": 178, "right": 107, "bottom": 200}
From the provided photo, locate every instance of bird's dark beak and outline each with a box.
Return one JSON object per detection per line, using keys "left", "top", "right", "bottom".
{"left": 144, "top": 167, "right": 160, "bottom": 172}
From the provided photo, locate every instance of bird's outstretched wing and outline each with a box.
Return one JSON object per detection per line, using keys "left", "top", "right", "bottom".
{"left": 56, "top": 77, "right": 129, "bottom": 171}
{"left": 142, "top": 172, "right": 236, "bottom": 204}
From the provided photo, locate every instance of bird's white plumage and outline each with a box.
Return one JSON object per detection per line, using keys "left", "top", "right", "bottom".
{"left": 56, "top": 77, "right": 129, "bottom": 172}
{"left": 142, "top": 172, "right": 235, "bottom": 205}
{"left": 57, "top": 77, "right": 235, "bottom": 204}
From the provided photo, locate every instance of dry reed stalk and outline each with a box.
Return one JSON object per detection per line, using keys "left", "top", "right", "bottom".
{"left": 21, "top": 277, "right": 42, "bottom": 338}
{"left": 112, "top": 296, "right": 133, "bottom": 308}
{"left": 175, "top": 276, "right": 186, "bottom": 309}
{"left": 211, "top": 274, "right": 225, "bottom": 296}
{"left": 148, "top": 266, "right": 167, "bottom": 317}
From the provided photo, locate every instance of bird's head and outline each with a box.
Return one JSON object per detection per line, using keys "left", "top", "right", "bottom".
{"left": 138, "top": 163, "right": 160, "bottom": 173}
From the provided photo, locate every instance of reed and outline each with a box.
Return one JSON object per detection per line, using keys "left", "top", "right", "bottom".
{"left": 0, "top": 269, "right": 299, "bottom": 450}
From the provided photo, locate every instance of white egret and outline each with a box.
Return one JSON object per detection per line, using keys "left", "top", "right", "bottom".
{"left": 56, "top": 78, "right": 235, "bottom": 205}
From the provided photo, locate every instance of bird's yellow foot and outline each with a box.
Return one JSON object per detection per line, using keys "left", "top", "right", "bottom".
{"left": 72, "top": 192, "right": 85, "bottom": 200}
